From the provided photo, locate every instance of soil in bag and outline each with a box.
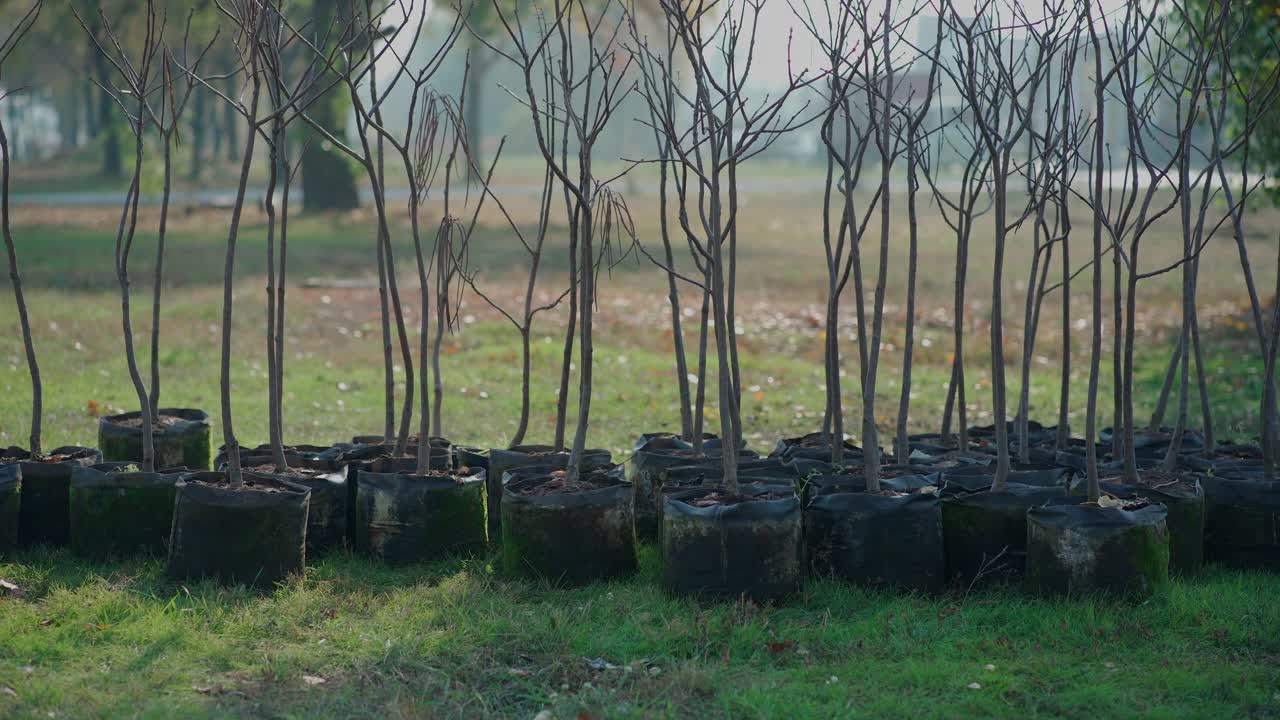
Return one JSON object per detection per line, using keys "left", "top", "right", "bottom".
{"left": 500, "top": 465, "right": 635, "bottom": 585}
{"left": 167, "top": 471, "right": 310, "bottom": 588}
{"left": 662, "top": 483, "right": 803, "bottom": 602}
{"left": 805, "top": 476, "right": 944, "bottom": 593}
{"left": 942, "top": 483, "right": 1066, "bottom": 587}
{"left": 99, "top": 408, "right": 212, "bottom": 471}
{"left": 3, "top": 446, "right": 102, "bottom": 548}
{"left": 1026, "top": 496, "right": 1170, "bottom": 599}
{"left": 355, "top": 457, "right": 486, "bottom": 564}
{"left": 69, "top": 463, "right": 182, "bottom": 560}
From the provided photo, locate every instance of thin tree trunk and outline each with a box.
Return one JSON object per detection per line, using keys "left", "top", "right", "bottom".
{"left": 150, "top": 137, "right": 173, "bottom": 420}
{"left": 1148, "top": 339, "right": 1181, "bottom": 433}
{"left": 116, "top": 111, "right": 154, "bottom": 471}
{"left": 0, "top": 114, "right": 41, "bottom": 454}
{"left": 896, "top": 145, "right": 920, "bottom": 465}
{"left": 658, "top": 155, "right": 694, "bottom": 440}
{"left": 219, "top": 75, "right": 262, "bottom": 487}
{"left": 566, "top": 196, "right": 594, "bottom": 480}
{"left": 554, "top": 202, "right": 579, "bottom": 451}
{"left": 692, "top": 282, "right": 710, "bottom": 455}
{"left": 989, "top": 155, "right": 1011, "bottom": 491}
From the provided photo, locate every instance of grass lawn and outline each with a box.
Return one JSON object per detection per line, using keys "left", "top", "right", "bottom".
{"left": 1, "top": 188, "right": 1278, "bottom": 718}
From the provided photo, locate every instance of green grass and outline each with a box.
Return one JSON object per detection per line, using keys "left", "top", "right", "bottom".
{"left": 2, "top": 548, "right": 1279, "bottom": 719}
{"left": 1, "top": 195, "right": 1277, "bottom": 717}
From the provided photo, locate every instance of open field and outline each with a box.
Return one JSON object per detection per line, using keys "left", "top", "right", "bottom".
{"left": 1, "top": 181, "right": 1278, "bottom": 718}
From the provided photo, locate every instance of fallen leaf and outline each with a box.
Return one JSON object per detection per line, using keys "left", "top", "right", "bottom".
{"left": 767, "top": 640, "right": 795, "bottom": 656}
{"left": 302, "top": 675, "right": 326, "bottom": 687}
{"left": 967, "top": 682, "right": 982, "bottom": 690}
{"left": 0, "top": 580, "right": 23, "bottom": 598}
{"left": 533, "top": 711, "right": 553, "bottom": 720}
{"left": 1, "top": 686, "right": 16, "bottom": 697}
{"left": 984, "top": 664, "right": 996, "bottom": 671}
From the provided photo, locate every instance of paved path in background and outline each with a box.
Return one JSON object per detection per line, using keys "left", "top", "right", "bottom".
{"left": 9, "top": 176, "right": 848, "bottom": 207}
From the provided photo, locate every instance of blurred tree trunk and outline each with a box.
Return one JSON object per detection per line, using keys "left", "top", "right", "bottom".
{"left": 89, "top": 13, "right": 122, "bottom": 178}
{"left": 188, "top": 85, "right": 207, "bottom": 181}
{"left": 301, "top": 0, "right": 359, "bottom": 211}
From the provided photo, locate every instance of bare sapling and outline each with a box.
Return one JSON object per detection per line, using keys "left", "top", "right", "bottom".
{"left": 936, "top": 0, "right": 1066, "bottom": 491}
{"left": 892, "top": 19, "right": 944, "bottom": 465}
{"left": 921, "top": 118, "right": 992, "bottom": 453}
{"left": 789, "top": 0, "right": 886, "bottom": 468}
{"left": 628, "top": 8, "right": 697, "bottom": 444}
{"left": 634, "top": 0, "right": 818, "bottom": 493}
{"left": 0, "top": 1, "right": 43, "bottom": 457}
{"left": 75, "top": 1, "right": 172, "bottom": 472}
{"left": 479, "top": 0, "right": 636, "bottom": 480}
{"left": 186, "top": 0, "right": 356, "bottom": 485}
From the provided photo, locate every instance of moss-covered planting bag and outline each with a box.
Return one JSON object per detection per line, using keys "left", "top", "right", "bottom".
{"left": 167, "top": 471, "right": 310, "bottom": 588}
{"left": 488, "top": 445, "right": 611, "bottom": 545}
{"left": 804, "top": 477, "right": 944, "bottom": 593}
{"left": 354, "top": 458, "right": 486, "bottom": 564}
{"left": 0, "top": 464, "right": 19, "bottom": 555}
{"left": 343, "top": 442, "right": 453, "bottom": 548}
{"left": 69, "top": 463, "right": 181, "bottom": 560}
{"left": 942, "top": 483, "right": 1065, "bottom": 587}
{"left": 1026, "top": 498, "right": 1170, "bottom": 599}
{"left": 500, "top": 466, "right": 635, "bottom": 585}
{"left": 1199, "top": 474, "right": 1280, "bottom": 571}
{"left": 1069, "top": 475, "right": 1204, "bottom": 576}
{"left": 99, "top": 408, "right": 211, "bottom": 471}
{"left": 3, "top": 445, "right": 102, "bottom": 548}
{"left": 235, "top": 455, "right": 348, "bottom": 555}
{"left": 662, "top": 484, "right": 803, "bottom": 602}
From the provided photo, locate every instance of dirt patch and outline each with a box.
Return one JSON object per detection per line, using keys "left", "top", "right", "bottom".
{"left": 110, "top": 414, "right": 184, "bottom": 431}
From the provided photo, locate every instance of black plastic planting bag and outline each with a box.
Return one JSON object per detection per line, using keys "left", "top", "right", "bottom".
{"left": 0, "top": 464, "right": 18, "bottom": 555}
{"left": 500, "top": 466, "right": 635, "bottom": 585}
{"left": 633, "top": 432, "right": 734, "bottom": 452}
{"left": 800, "top": 472, "right": 936, "bottom": 506}
{"left": 1069, "top": 476, "right": 1204, "bottom": 576}
{"left": 1026, "top": 498, "right": 1170, "bottom": 598}
{"left": 1179, "top": 442, "right": 1265, "bottom": 478}
{"left": 1099, "top": 426, "right": 1203, "bottom": 459}
{"left": 234, "top": 455, "right": 348, "bottom": 554}
{"left": 662, "top": 484, "right": 803, "bottom": 601}
{"left": 69, "top": 463, "right": 182, "bottom": 560}
{"left": 167, "top": 471, "right": 310, "bottom": 588}
{"left": 99, "top": 408, "right": 212, "bottom": 470}
{"left": 5, "top": 445, "right": 102, "bottom": 548}
{"left": 343, "top": 442, "right": 453, "bottom": 548}
{"left": 452, "top": 446, "right": 489, "bottom": 473}
{"left": 939, "top": 464, "right": 1072, "bottom": 495}
{"left": 355, "top": 459, "right": 486, "bottom": 564}
{"left": 1199, "top": 474, "right": 1280, "bottom": 571}
{"left": 771, "top": 432, "right": 876, "bottom": 463}
{"left": 942, "top": 483, "right": 1066, "bottom": 586}
{"left": 631, "top": 440, "right": 759, "bottom": 542}
{"left": 488, "top": 445, "right": 611, "bottom": 545}
{"left": 805, "top": 480, "right": 944, "bottom": 593}
{"left": 655, "top": 460, "right": 795, "bottom": 532}
{"left": 214, "top": 442, "right": 345, "bottom": 471}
